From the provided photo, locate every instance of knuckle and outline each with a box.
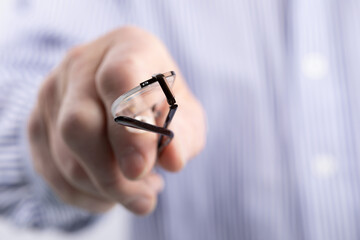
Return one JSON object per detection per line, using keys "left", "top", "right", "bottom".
{"left": 27, "top": 110, "right": 43, "bottom": 142}
{"left": 58, "top": 102, "right": 102, "bottom": 147}
{"left": 96, "top": 176, "right": 127, "bottom": 202}
{"left": 65, "top": 46, "right": 85, "bottom": 63}
{"left": 126, "top": 194, "right": 156, "bottom": 216}
{"left": 98, "top": 176, "right": 122, "bottom": 192}
{"left": 95, "top": 54, "right": 145, "bottom": 97}
{"left": 41, "top": 165, "right": 64, "bottom": 189}
{"left": 63, "top": 45, "right": 89, "bottom": 73}
{"left": 96, "top": 54, "right": 143, "bottom": 85}
{"left": 63, "top": 159, "right": 88, "bottom": 184}
{"left": 117, "top": 54, "right": 144, "bottom": 70}
{"left": 59, "top": 108, "right": 89, "bottom": 144}
{"left": 38, "top": 76, "right": 56, "bottom": 107}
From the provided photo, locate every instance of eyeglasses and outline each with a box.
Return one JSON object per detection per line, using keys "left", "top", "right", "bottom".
{"left": 111, "top": 71, "right": 178, "bottom": 153}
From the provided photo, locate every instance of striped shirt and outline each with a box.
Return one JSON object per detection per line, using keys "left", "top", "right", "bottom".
{"left": 1, "top": 0, "right": 360, "bottom": 239}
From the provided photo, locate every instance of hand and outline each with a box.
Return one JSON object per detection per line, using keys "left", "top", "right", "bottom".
{"left": 27, "top": 26, "right": 206, "bottom": 215}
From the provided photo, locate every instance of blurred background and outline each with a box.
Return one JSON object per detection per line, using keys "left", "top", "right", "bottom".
{"left": 0, "top": 206, "right": 126, "bottom": 240}
{"left": 1, "top": 0, "right": 360, "bottom": 240}
{"left": 0, "top": 1, "right": 124, "bottom": 239}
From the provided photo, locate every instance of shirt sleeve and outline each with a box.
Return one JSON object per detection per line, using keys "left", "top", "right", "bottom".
{"left": 0, "top": 7, "right": 99, "bottom": 232}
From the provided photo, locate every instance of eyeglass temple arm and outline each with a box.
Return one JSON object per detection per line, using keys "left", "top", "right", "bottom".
{"left": 114, "top": 115, "right": 174, "bottom": 138}
{"left": 146, "top": 73, "right": 178, "bottom": 150}
{"left": 155, "top": 74, "right": 176, "bottom": 105}
{"left": 158, "top": 104, "right": 178, "bottom": 151}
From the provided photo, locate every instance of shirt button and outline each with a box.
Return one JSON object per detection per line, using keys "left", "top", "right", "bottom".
{"left": 301, "top": 53, "right": 328, "bottom": 80}
{"left": 311, "top": 154, "right": 337, "bottom": 178}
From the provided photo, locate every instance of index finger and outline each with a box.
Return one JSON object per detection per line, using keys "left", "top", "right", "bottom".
{"left": 95, "top": 52, "right": 159, "bottom": 180}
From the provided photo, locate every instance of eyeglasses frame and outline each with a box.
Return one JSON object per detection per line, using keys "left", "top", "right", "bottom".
{"left": 114, "top": 71, "right": 178, "bottom": 153}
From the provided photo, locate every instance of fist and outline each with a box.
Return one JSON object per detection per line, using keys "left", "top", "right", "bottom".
{"left": 27, "top": 26, "right": 206, "bottom": 215}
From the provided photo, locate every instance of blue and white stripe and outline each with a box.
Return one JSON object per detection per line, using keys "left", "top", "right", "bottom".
{"left": 1, "top": 0, "right": 360, "bottom": 239}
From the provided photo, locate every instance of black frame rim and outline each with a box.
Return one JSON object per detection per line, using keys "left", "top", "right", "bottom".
{"left": 114, "top": 71, "right": 178, "bottom": 153}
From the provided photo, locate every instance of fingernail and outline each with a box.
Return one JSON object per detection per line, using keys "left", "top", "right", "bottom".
{"left": 149, "top": 175, "right": 165, "bottom": 193}
{"left": 120, "top": 148, "right": 146, "bottom": 179}
{"left": 127, "top": 197, "right": 154, "bottom": 215}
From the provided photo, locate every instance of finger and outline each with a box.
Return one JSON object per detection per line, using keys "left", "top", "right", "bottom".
{"left": 123, "top": 172, "right": 164, "bottom": 214}
{"left": 157, "top": 89, "right": 207, "bottom": 172}
{"left": 28, "top": 107, "right": 114, "bottom": 213}
{"left": 58, "top": 51, "right": 164, "bottom": 215}
{"left": 95, "top": 48, "right": 159, "bottom": 180}
{"left": 36, "top": 73, "right": 109, "bottom": 200}
{"left": 50, "top": 125, "right": 107, "bottom": 198}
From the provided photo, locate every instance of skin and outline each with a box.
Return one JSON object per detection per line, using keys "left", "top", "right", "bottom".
{"left": 27, "top": 26, "right": 206, "bottom": 215}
